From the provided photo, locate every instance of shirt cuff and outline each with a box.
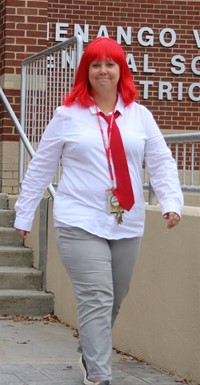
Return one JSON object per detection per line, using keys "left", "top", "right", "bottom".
{"left": 14, "top": 216, "right": 33, "bottom": 232}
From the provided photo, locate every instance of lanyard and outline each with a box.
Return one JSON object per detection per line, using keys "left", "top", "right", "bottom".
{"left": 96, "top": 109, "right": 116, "bottom": 190}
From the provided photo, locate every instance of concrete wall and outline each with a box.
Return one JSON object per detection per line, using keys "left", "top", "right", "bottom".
{"left": 113, "top": 205, "right": 200, "bottom": 384}
{"left": 13, "top": 197, "right": 200, "bottom": 385}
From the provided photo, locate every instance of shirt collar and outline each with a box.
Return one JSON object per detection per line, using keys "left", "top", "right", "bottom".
{"left": 89, "top": 93, "right": 125, "bottom": 116}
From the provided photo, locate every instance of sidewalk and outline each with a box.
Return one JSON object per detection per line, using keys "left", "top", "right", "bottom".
{"left": 0, "top": 317, "right": 186, "bottom": 385}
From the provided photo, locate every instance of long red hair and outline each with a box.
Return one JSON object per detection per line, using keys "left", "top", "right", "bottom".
{"left": 64, "top": 37, "right": 138, "bottom": 107}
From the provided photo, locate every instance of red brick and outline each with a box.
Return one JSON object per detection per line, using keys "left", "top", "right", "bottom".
{"left": 16, "top": 23, "right": 38, "bottom": 30}
{"left": 5, "top": 15, "right": 25, "bottom": 22}
{"left": 17, "top": 8, "right": 38, "bottom": 15}
{"left": 3, "top": 67, "right": 15, "bottom": 74}
{"left": 27, "top": 16, "right": 47, "bottom": 23}
{"left": 4, "top": 22, "right": 16, "bottom": 29}
{"left": 16, "top": 38, "right": 38, "bottom": 45}
{"left": 16, "top": 52, "right": 31, "bottom": 60}
{"left": 6, "top": 0, "right": 26, "bottom": 6}
{"left": 5, "top": 44, "right": 25, "bottom": 52}
{"left": 5, "top": 7, "right": 16, "bottom": 14}
{"left": 27, "top": 0, "right": 48, "bottom": 7}
{"left": 0, "top": 134, "right": 19, "bottom": 141}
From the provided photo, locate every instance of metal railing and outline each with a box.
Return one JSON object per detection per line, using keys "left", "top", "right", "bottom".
{"left": 0, "top": 87, "right": 56, "bottom": 198}
{"left": 165, "top": 133, "right": 200, "bottom": 192}
{"left": 19, "top": 35, "right": 83, "bottom": 186}
{"left": 143, "top": 132, "right": 200, "bottom": 204}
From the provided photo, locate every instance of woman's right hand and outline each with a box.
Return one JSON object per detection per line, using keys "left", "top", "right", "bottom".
{"left": 15, "top": 229, "right": 30, "bottom": 239}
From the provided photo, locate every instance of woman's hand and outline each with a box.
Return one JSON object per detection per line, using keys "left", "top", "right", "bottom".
{"left": 163, "top": 212, "right": 180, "bottom": 229}
{"left": 15, "top": 229, "right": 30, "bottom": 239}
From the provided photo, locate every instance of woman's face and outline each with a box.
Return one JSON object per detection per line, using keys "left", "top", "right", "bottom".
{"left": 88, "top": 59, "right": 120, "bottom": 94}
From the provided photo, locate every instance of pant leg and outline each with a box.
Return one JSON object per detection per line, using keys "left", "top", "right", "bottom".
{"left": 108, "top": 237, "right": 141, "bottom": 326}
{"left": 55, "top": 226, "right": 113, "bottom": 382}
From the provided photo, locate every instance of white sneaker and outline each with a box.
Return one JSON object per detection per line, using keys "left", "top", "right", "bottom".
{"left": 79, "top": 355, "right": 110, "bottom": 385}
{"left": 79, "top": 355, "right": 93, "bottom": 385}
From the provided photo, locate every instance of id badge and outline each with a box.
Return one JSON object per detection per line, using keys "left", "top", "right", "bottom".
{"left": 106, "top": 190, "right": 124, "bottom": 215}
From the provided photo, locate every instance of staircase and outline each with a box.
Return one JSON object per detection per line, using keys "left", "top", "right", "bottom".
{"left": 0, "top": 193, "right": 54, "bottom": 317}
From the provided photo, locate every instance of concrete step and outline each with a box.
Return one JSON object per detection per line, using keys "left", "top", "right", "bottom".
{"left": 0, "top": 209, "right": 15, "bottom": 227}
{"left": 0, "top": 289, "right": 54, "bottom": 316}
{"left": 0, "top": 245, "right": 33, "bottom": 267}
{"left": 0, "top": 267, "right": 42, "bottom": 290}
{"left": 0, "top": 194, "right": 55, "bottom": 317}
{"left": 0, "top": 227, "right": 23, "bottom": 246}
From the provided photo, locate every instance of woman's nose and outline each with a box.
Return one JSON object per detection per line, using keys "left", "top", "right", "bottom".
{"left": 99, "top": 64, "right": 107, "bottom": 73}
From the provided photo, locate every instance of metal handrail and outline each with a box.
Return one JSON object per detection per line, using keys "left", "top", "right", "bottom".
{"left": 19, "top": 35, "right": 83, "bottom": 186}
{"left": 164, "top": 132, "right": 200, "bottom": 192}
{"left": 21, "top": 35, "right": 83, "bottom": 67}
{"left": 165, "top": 133, "right": 200, "bottom": 192}
{"left": 0, "top": 86, "right": 55, "bottom": 198}
{"left": 165, "top": 132, "right": 200, "bottom": 143}
{"left": 143, "top": 132, "right": 200, "bottom": 204}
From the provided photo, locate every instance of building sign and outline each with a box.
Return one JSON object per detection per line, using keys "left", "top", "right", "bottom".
{"left": 52, "top": 23, "right": 200, "bottom": 101}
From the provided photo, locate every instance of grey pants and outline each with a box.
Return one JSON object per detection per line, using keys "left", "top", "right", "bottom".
{"left": 55, "top": 226, "right": 141, "bottom": 382}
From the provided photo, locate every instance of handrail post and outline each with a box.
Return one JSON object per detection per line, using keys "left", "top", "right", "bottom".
{"left": 148, "top": 182, "right": 157, "bottom": 205}
{"left": 76, "top": 34, "right": 84, "bottom": 67}
{"left": 19, "top": 63, "right": 27, "bottom": 188}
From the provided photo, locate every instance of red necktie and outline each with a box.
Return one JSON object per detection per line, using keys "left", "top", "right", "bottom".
{"left": 100, "top": 111, "right": 135, "bottom": 211}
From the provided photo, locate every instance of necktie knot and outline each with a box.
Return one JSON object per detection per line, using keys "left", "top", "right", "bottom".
{"left": 99, "top": 110, "right": 120, "bottom": 124}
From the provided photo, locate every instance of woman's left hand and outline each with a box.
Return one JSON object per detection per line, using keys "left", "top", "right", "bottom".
{"left": 163, "top": 212, "right": 180, "bottom": 229}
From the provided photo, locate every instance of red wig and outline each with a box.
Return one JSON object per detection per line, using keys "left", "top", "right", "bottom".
{"left": 64, "top": 37, "right": 138, "bottom": 107}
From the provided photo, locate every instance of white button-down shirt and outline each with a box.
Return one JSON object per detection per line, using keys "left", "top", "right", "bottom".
{"left": 14, "top": 95, "right": 183, "bottom": 239}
